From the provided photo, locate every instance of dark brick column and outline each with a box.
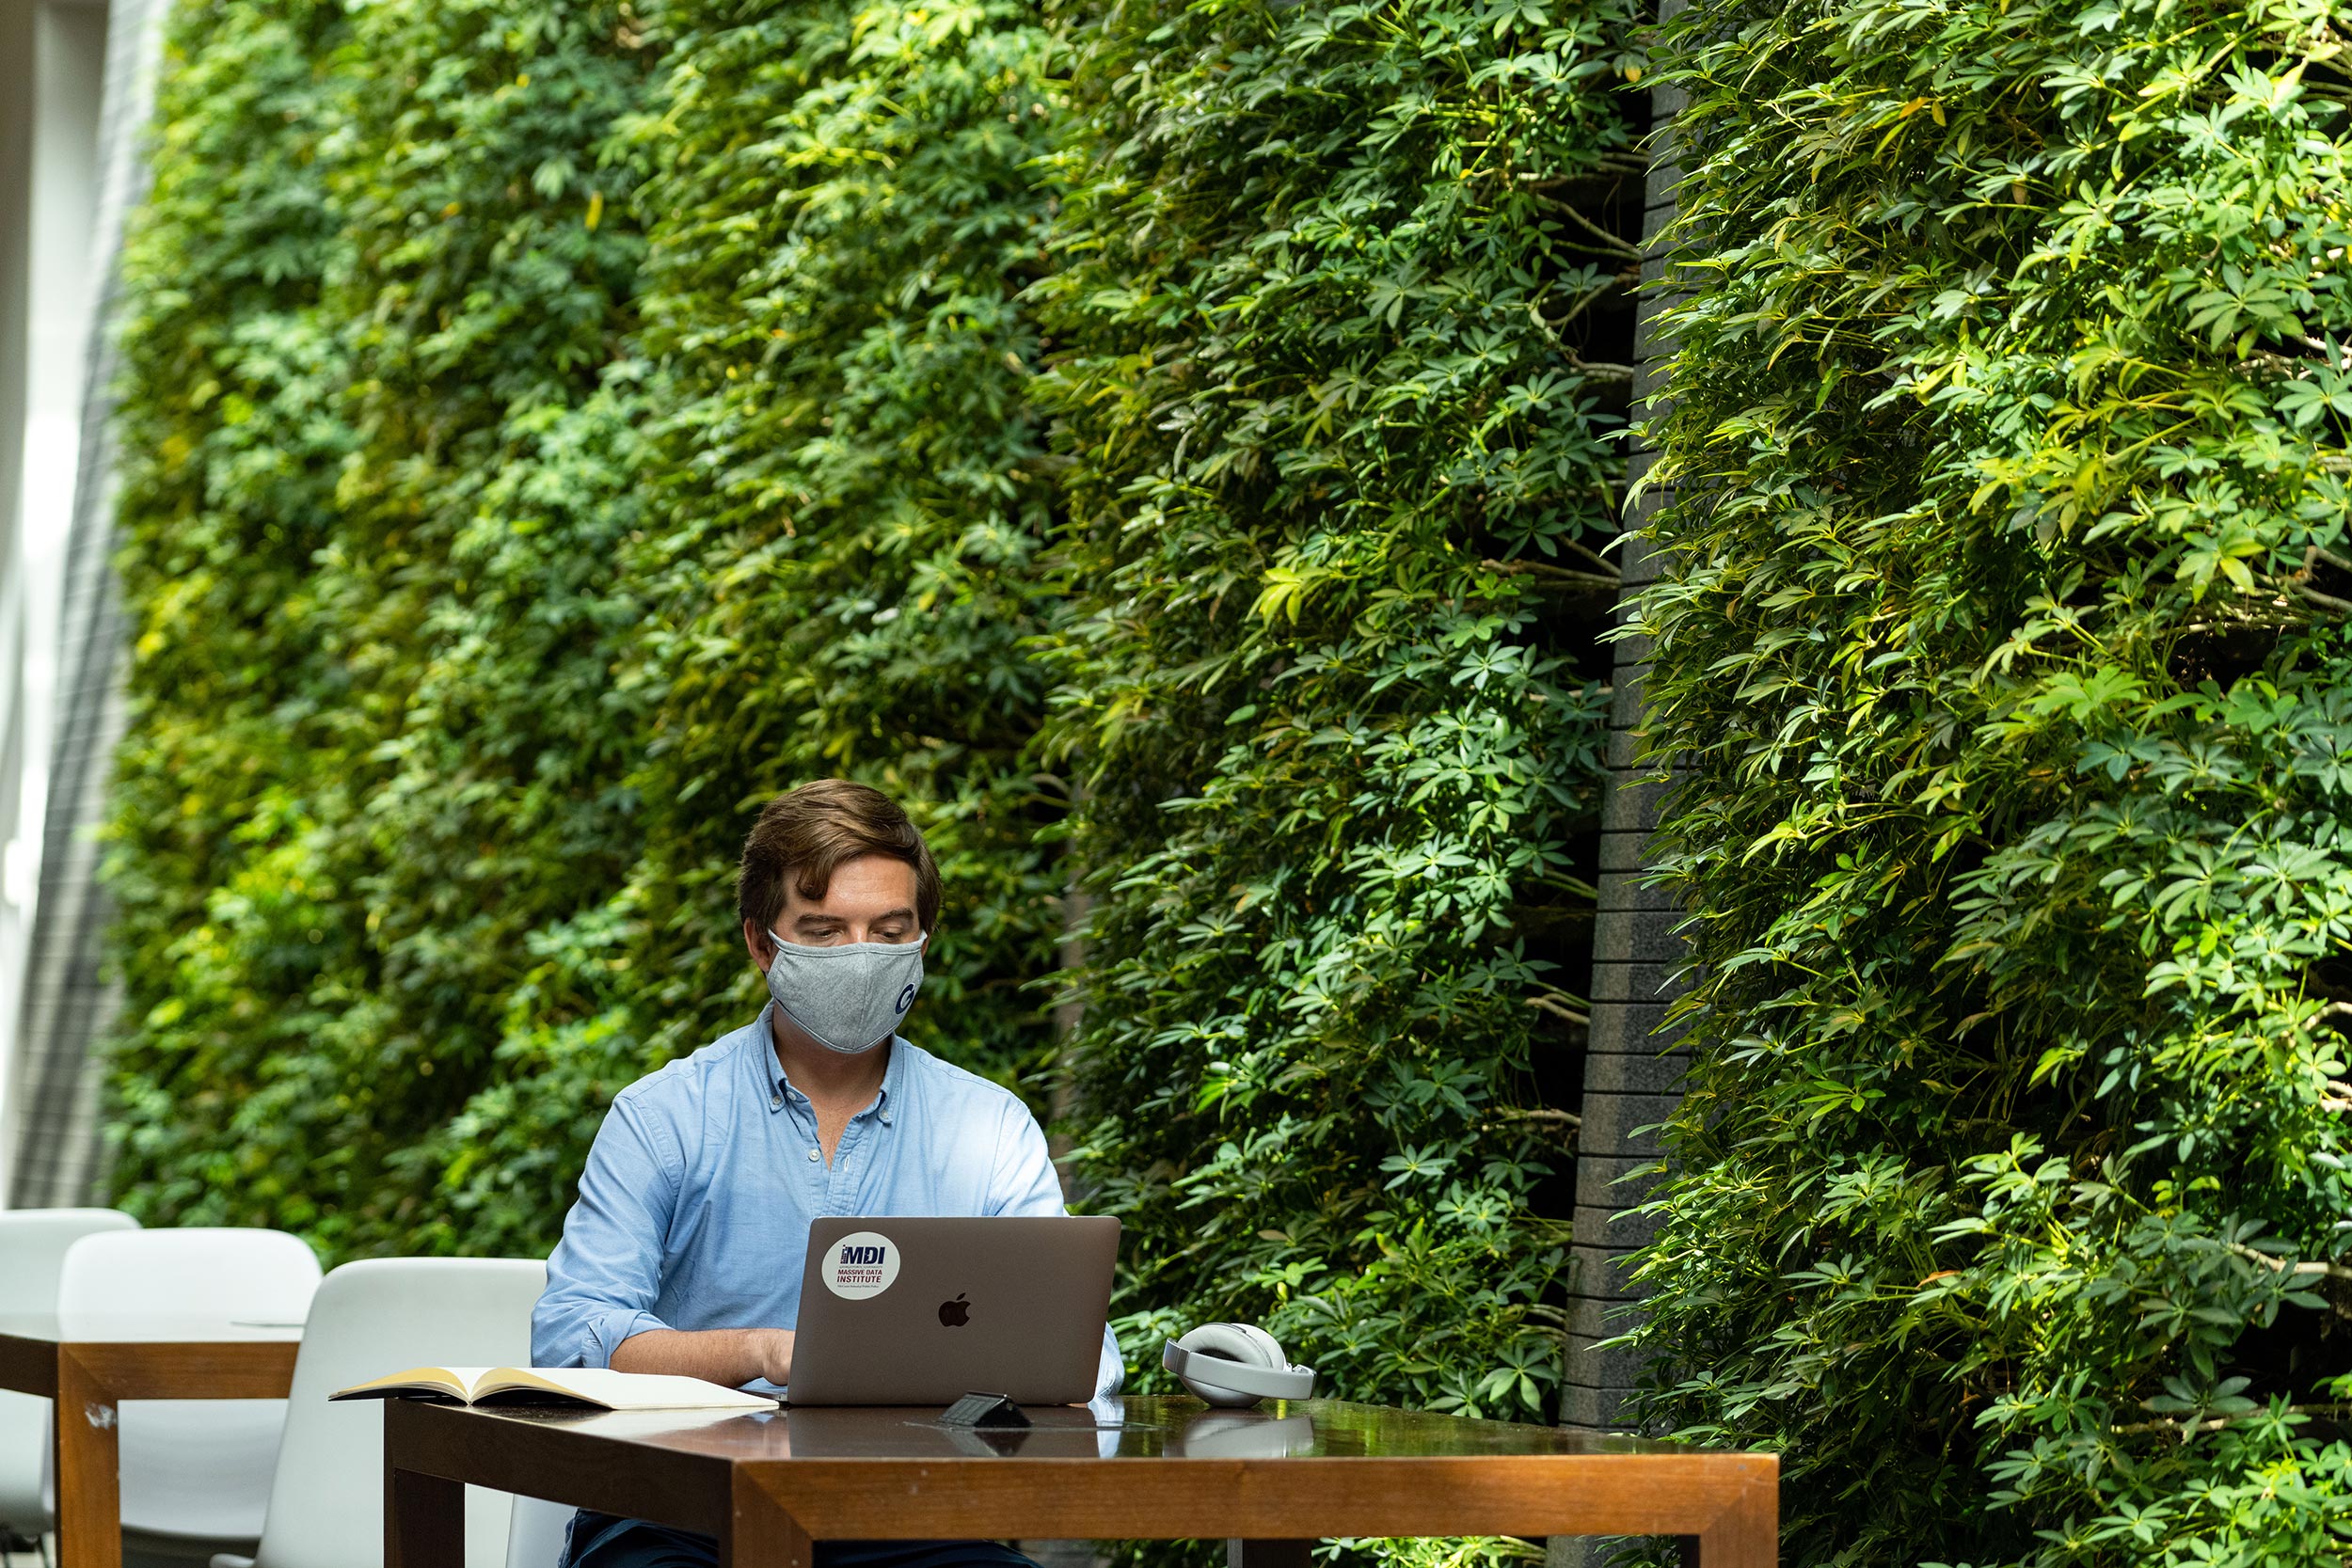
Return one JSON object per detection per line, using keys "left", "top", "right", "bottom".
{"left": 1557, "top": 0, "right": 1686, "bottom": 1439}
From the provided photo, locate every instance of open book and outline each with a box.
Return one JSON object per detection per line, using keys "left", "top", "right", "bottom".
{"left": 330, "top": 1367, "right": 776, "bottom": 1411}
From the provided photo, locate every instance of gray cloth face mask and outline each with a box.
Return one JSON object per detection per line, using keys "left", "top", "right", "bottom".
{"left": 764, "top": 933, "right": 926, "bottom": 1054}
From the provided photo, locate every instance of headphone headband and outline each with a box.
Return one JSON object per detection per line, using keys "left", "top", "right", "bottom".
{"left": 1162, "top": 1338, "right": 1317, "bottom": 1402}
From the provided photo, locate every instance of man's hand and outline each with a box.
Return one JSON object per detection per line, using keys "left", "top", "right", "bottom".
{"left": 611, "top": 1326, "right": 794, "bottom": 1388}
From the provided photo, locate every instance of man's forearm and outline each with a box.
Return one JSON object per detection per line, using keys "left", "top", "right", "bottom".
{"left": 611, "top": 1326, "right": 792, "bottom": 1387}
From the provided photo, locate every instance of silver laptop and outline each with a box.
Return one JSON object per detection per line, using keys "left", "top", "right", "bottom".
{"left": 787, "top": 1215, "right": 1119, "bottom": 1405}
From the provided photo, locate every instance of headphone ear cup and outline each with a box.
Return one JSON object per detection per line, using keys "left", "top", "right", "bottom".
{"left": 1170, "top": 1323, "right": 1279, "bottom": 1407}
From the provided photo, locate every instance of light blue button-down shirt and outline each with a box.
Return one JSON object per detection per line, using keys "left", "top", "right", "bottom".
{"left": 532, "top": 1002, "right": 1122, "bottom": 1397}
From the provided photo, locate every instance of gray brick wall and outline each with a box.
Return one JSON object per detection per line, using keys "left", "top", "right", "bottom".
{"left": 1557, "top": 0, "right": 1688, "bottom": 1441}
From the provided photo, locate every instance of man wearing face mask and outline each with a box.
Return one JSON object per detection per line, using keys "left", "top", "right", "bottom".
{"left": 532, "top": 779, "right": 1120, "bottom": 1568}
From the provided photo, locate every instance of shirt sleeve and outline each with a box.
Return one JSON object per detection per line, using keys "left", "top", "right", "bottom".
{"left": 985, "top": 1099, "right": 1126, "bottom": 1398}
{"left": 532, "top": 1091, "right": 682, "bottom": 1369}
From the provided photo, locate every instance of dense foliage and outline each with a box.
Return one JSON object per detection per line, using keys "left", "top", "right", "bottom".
{"left": 108, "top": 0, "right": 651, "bottom": 1254}
{"left": 108, "top": 0, "right": 1069, "bottom": 1251}
{"left": 105, "top": 0, "right": 1637, "bottom": 1491}
{"left": 1623, "top": 0, "right": 2352, "bottom": 1563}
{"left": 1036, "top": 0, "right": 1642, "bottom": 1439}
{"left": 109, "top": 0, "right": 358, "bottom": 1236}
{"left": 409, "top": 0, "right": 1076, "bottom": 1254}
{"left": 611, "top": 0, "right": 1067, "bottom": 1087}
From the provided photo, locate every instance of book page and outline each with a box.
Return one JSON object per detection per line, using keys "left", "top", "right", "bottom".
{"left": 471, "top": 1368, "right": 776, "bottom": 1410}
{"left": 329, "top": 1366, "right": 492, "bottom": 1402}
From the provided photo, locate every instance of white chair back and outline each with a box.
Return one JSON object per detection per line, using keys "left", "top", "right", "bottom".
{"left": 252, "top": 1258, "right": 547, "bottom": 1568}
{"left": 502, "top": 1498, "right": 572, "bottom": 1568}
{"left": 57, "top": 1228, "right": 322, "bottom": 1545}
{"left": 0, "top": 1209, "right": 140, "bottom": 1531}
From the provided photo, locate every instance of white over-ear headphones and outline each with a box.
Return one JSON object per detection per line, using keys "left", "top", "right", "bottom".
{"left": 1161, "top": 1323, "right": 1316, "bottom": 1407}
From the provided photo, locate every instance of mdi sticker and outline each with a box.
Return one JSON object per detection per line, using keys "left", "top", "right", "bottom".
{"left": 821, "top": 1230, "right": 900, "bottom": 1300}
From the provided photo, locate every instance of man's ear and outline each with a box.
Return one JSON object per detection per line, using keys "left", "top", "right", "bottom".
{"left": 743, "top": 918, "right": 774, "bottom": 968}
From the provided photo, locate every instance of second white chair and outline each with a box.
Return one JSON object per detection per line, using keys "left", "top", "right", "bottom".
{"left": 57, "top": 1227, "right": 323, "bottom": 1564}
{"left": 215, "top": 1257, "right": 548, "bottom": 1568}
{"left": 501, "top": 1498, "right": 573, "bottom": 1568}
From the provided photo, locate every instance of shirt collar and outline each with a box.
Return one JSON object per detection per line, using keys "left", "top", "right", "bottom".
{"left": 753, "top": 1000, "right": 905, "bottom": 1123}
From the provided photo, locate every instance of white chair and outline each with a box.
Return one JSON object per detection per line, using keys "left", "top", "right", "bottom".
{"left": 56, "top": 1229, "right": 322, "bottom": 1564}
{"left": 502, "top": 1498, "right": 571, "bottom": 1568}
{"left": 0, "top": 1210, "right": 140, "bottom": 1542}
{"left": 213, "top": 1258, "right": 548, "bottom": 1568}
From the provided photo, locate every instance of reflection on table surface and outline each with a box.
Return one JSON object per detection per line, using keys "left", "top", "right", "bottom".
{"left": 456, "top": 1397, "right": 1691, "bottom": 1462}
{"left": 0, "top": 1312, "right": 308, "bottom": 1344}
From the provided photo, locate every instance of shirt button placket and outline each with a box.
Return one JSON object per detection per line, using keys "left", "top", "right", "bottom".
{"left": 825, "top": 1121, "right": 855, "bottom": 1215}
{"left": 855, "top": 1106, "right": 886, "bottom": 1212}
{"left": 788, "top": 1098, "right": 823, "bottom": 1184}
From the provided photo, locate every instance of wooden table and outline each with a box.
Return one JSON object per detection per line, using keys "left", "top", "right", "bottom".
{"left": 0, "top": 1313, "right": 304, "bottom": 1568}
{"left": 384, "top": 1397, "right": 1775, "bottom": 1568}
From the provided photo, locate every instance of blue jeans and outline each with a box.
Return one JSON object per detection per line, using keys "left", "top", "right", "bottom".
{"left": 564, "top": 1513, "right": 1041, "bottom": 1568}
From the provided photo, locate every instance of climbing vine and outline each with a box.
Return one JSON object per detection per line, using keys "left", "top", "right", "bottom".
{"left": 1625, "top": 1, "right": 2352, "bottom": 1562}
{"left": 104, "top": 8, "right": 1639, "bottom": 1535}
{"left": 1037, "top": 0, "right": 1642, "bottom": 1438}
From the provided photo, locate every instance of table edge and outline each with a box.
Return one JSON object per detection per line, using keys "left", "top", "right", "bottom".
{"left": 385, "top": 1401, "right": 1777, "bottom": 1544}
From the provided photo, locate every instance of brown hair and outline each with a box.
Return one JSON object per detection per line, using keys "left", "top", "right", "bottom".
{"left": 737, "top": 780, "right": 941, "bottom": 933}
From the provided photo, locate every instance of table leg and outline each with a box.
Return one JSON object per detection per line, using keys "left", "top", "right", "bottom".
{"left": 54, "top": 1350, "right": 120, "bottom": 1568}
{"left": 723, "top": 1471, "right": 811, "bottom": 1568}
{"left": 1684, "top": 1481, "right": 1776, "bottom": 1568}
{"left": 386, "top": 1458, "right": 466, "bottom": 1568}
{"left": 1229, "top": 1542, "right": 1313, "bottom": 1568}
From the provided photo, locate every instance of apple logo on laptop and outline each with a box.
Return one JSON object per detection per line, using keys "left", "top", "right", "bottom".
{"left": 938, "top": 1292, "right": 971, "bottom": 1327}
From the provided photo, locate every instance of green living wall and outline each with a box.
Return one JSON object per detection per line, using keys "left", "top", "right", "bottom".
{"left": 1037, "top": 0, "right": 1642, "bottom": 1433}
{"left": 110, "top": 0, "right": 652, "bottom": 1252}
{"left": 1625, "top": 0, "right": 2352, "bottom": 1564}
{"left": 410, "top": 0, "right": 1077, "bottom": 1255}
{"left": 108, "top": 0, "right": 1074, "bottom": 1253}
{"left": 103, "top": 0, "right": 1643, "bottom": 1475}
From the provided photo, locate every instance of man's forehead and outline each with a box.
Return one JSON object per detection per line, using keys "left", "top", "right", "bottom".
{"left": 782, "top": 855, "right": 919, "bottom": 911}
